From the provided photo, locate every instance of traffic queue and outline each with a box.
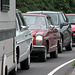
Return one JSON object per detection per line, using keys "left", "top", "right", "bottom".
{"left": 0, "top": 0, "right": 73, "bottom": 75}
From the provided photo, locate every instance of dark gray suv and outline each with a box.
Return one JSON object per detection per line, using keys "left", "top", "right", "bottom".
{"left": 27, "top": 11, "right": 73, "bottom": 53}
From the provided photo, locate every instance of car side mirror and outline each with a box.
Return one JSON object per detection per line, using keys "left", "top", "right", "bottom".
{"left": 60, "top": 22, "right": 68, "bottom": 28}
{"left": 21, "top": 26, "right": 29, "bottom": 31}
{"left": 49, "top": 25, "right": 55, "bottom": 30}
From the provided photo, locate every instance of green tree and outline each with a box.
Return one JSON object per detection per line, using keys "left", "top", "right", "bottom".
{"left": 16, "top": 0, "right": 75, "bottom": 13}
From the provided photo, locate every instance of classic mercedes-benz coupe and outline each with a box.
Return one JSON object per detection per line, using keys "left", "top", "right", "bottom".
{"left": 23, "top": 13, "right": 61, "bottom": 62}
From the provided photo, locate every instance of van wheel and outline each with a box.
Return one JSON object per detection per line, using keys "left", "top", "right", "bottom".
{"left": 65, "top": 37, "right": 72, "bottom": 51}
{"left": 9, "top": 68, "right": 17, "bottom": 75}
{"left": 50, "top": 45, "right": 58, "bottom": 58}
{"left": 38, "top": 43, "right": 47, "bottom": 62}
{"left": 20, "top": 53, "right": 30, "bottom": 70}
{"left": 5, "top": 67, "right": 8, "bottom": 75}
{"left": 58, "top": 39, "right": 63, "bottom": 53}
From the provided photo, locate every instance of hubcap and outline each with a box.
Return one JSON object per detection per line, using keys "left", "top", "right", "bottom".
{"left": 28, "top": 53, "right": 30, "bottom": 66}
{"left": 56, "top": 47, "right": 58, "bottom": 56}
{"left": 45, "top": 46, "right": 47, "bottom": 60}
{"left": 70, "top": 37, "right": 72, "bottom": 49}
{"left": 60, "top": 39, "right": 63, "bottom": 52}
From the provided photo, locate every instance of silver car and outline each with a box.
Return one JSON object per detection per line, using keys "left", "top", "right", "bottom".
{"left": 16, "top": 9, "right": 32, "bottom": 70}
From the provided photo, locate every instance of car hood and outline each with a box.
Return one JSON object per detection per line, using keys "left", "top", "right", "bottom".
{"left": 30, "top": 29, "right": 47, "bottom": 36}
{"left": 71, "top": 24, "right": 75, "bottom": 31}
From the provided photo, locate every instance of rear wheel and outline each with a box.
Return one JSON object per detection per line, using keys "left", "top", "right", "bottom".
{"left": 38, "top": 43, "right": 47, "bottom": 62}
{"left": 58, "top": 39, "right": 63, "bottom": 53}
{"left": 50, "top": 45, "right": 58, "bottom": 58}
{"left": 5, "top": 66, "right": 8, "bottom": 75}
{"left": 65, "top": 37, "right": 72, "bottom": 51}
{"left": 20, "top": 53, "right": 30, "bottom": 70}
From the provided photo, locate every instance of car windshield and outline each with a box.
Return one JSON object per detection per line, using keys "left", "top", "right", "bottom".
{"left": 23, "top": 15, "right": 47, "bottom": 29}
{"left": 66, "top": 15, "right": 75, "bottom": 24}
{"left": 47, "top": 13, "right": 59, "bottom": 25}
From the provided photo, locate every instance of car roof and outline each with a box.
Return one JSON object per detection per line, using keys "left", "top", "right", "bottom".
{"left": 66, "top": 13, "right": 75, "bottom": 15}
{"left": 27, "top": 11, "right": 61, "bottom": 14}
{"left": 23, "top": 13, "right": 49, "bottom": 17}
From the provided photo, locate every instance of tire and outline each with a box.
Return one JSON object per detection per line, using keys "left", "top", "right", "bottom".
{"left": 38, "top": 43, "right": 47, "bottom": 62}
{"left": 9, "top": 68, "right": 17, "bottom": 75}
{"left": 50, "top": 45, "right": 58, "bottom": 58}
{"left": 5, "top": 67, "right": 8, "bottom": 75}
{"left": 65, "top": 37, "right": 72, "bottom": 51}
{"left": 20, "top": 53, "right": 30, "bottom": 70}
{"left": 58, "top": 39, "right": 63, "bottom": 53}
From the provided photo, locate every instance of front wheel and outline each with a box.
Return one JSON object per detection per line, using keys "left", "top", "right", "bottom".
{"left": 20, "top": 53, "right": 30, "bottom": 70}
{"left": 38, "top": 43, "right": 47, "bottom": 62}
{"left": 50, "top": 46, "right": 58, "bottom": 58}
{"left": 65, "top": 37, "right": 72, "bottom": 51}
{"left": 58, "top": 39, "right": 63, "bottom": 53}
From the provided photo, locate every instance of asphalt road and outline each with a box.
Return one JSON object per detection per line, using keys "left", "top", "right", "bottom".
{"left": 17, "top": 47, "right": 75, "bottom": 75}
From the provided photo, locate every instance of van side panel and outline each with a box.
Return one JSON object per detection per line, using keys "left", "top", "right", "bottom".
{"left": 0, "top": 0, "right": 16, "bottom": 74}
{"left": 0, "top": 0, "right": 16, "bottom": 30}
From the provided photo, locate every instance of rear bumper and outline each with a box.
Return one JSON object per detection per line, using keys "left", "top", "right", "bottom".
{"left": 31, "top": 45, "right": 45, "bottom": 55}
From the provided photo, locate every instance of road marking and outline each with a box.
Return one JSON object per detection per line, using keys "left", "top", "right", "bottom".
{"left": 47, "top": 59, "right": 75, "bottom": 75}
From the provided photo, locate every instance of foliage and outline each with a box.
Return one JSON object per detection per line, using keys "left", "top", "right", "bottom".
{"left": 72, "top": 61, "right": 75, "bottom": 67}
{"left": 16, "top": 0, "right": 75, "bottom": 13}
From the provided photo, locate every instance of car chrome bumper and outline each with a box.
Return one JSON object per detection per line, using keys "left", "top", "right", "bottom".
{"left": 31, "top": 45, "right": 45, "bottom": 55}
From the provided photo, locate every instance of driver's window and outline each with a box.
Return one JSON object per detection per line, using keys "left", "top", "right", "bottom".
{"left": 18, "top": 12, "right": 26, "bottom": 26}
{"left": 47, "top": 17, "right": 51, "bottom": 25}
{"left": 59, "top": 14, "right": 65, "bottom": 24}
{"left": 16, "top": 13, "right": 21, "bottom": 30}
{"left": 16, "top": 17, "right": 19, "bottom": 31}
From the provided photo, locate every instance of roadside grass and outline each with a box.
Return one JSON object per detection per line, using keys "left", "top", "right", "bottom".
{"left": 72, "top": 61, "right": 75, "bottom": 67}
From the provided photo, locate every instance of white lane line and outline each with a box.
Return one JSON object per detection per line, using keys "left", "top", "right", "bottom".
{"left": 48, "top": 59, "right": 75, "bottom": 75}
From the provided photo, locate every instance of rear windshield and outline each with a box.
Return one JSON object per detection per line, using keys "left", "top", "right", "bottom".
{"left": 66, "top": 15, "right": 75, "bottom": 24}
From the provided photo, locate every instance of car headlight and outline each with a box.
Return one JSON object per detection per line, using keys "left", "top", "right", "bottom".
{"left": 36, "top": 35, "right": 43, "bottom": 45}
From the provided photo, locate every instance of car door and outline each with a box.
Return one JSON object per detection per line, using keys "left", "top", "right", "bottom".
{"left": 16, "top": 11, "right": 32, "bottom": 62}
{"left": 59, "top": 13, "right": 71, "bottom": 46}
{"left": 47, "top": 16, "right": 57, "bottom": 51}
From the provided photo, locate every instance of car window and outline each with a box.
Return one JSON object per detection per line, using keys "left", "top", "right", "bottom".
{"left": 16, "top": 13, "right": 21, "bottom": 30}
{"left": 18, "top": 12, "right": 26, "bottom": 26}
{"left": 16, "top": 17, "right": 18, "bottom": 31}
{"left": 16, "top": 12, "right": 27, "bottom": 30}
{"left": 47, "top": 17, "right": 52, "bottom": 25}
{"left": 47, "top": 13, "right": 59, "bottom": 25}
{"left": 59, "top": 13, "right": 65, "bottom": 24}
{"left": 66, "top": 15, "right": 75, "bottom": 24}
{"left": 62, "top": 13, "right": 68, "bottom": 22}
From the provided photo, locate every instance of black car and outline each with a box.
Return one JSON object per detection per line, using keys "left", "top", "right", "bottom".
{"left": 27, "top": 11, "right": 73, "bottom": 53}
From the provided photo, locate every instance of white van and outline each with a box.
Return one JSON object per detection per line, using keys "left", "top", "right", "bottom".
{"left": 16, "top": 9, "right": 32, "bottom": 70}
{"left": 0, "top": 0, "right": 17, "bottom": 75}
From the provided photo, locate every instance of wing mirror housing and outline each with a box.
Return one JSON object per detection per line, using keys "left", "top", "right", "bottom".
{"left": 60, "top": 22, "right": 68, "bottom": 28}
{"left": 49, "top": 25, "right": 55, "bottom": 30}
{"left": 21, "top": 26, "right": 29, "bottom": 31}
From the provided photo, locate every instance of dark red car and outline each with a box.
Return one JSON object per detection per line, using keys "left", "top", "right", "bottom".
{"left": 66, "top": 14, "right": 75, "bottom": 42}
{"left": 23, "top": 13, "right": 61, "bottom": 62}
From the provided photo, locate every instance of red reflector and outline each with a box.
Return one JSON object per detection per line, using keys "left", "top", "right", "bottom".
{"left": 13, "top": 42, "right": 14, "bottom": 45}
{"left": 3, "top": 46, "right": 5, "bottom": 50}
